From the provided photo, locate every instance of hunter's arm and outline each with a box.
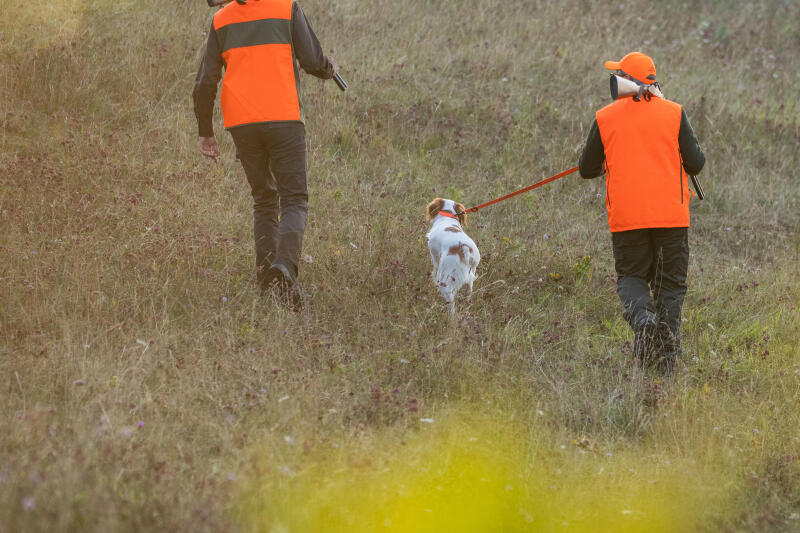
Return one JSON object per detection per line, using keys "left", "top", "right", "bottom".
{"left": 579, "top": 119, "right": 606, "bottom": 179}
{"left": 292, "top": 3, "right": 334, "bottom": 79}
{"left": 678, "top": 109, "right": 705, "bottom": 175}
{"left": 193, "top": 22, "right": 223, "bottom": 138}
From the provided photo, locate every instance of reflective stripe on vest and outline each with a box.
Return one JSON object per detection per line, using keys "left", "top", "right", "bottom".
{"left": 596, "top": 97, "right": 688, "bottom": 233}
{"left": 213, "top": 0, "right": 301, "bottom": 129}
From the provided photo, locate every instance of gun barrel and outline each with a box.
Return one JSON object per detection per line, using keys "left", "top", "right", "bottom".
{"left": 333, "top": 73, "right": 348, "bottom": 91}
{"left": 690, "top": 175, "right": 705, "bottom": 200}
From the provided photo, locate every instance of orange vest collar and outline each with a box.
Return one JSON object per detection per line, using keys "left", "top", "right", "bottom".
{"left": 438, "top": 211, "right": 458, "bottom": 219}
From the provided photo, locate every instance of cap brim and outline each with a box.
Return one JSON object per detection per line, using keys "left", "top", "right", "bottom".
{"left": 604, "top": 60, "right": 622, "bottom": 70}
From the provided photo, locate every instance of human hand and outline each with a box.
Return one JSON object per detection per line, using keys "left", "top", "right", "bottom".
{"left": 326, "top": 55, "right": 339, "bottom": 75}
{"left": 199, "top": 136, "right": 220, "bottom": 160}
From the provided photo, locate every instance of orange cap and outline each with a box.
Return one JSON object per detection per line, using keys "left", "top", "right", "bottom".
{"left": 604, "top": 52, "right": 656, "bottom": 85}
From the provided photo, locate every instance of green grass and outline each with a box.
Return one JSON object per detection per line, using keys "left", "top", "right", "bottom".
{"left": 1, "top": 0, "right": 799, "bottom": 531}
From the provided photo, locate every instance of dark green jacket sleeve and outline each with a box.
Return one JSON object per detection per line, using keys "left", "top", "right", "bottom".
{"left": 192, "top": 23, "right": 222, "bottom": 138}
{"left": 678, "top": 109, "right": 705, "bottom": 175}
{"left": 292, "top": 3, "right": 334, "bottom": 79}
{"left": 578, "top": 119, "right": 605, "bottom": 179}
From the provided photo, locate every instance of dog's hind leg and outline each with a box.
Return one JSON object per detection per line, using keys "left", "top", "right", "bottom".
{"left": 435, "top": 266, "right": 458, "bottom": 319}
{"left": 429, "top": 250, "right": 441, "bottom": 285}
{"left": 436, "top": 283, "right": 456, "bottom": 319}
{"left": 467, "top": 267, "right": 478, "bottom": 297}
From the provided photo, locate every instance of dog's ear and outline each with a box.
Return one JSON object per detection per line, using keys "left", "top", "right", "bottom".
{"left": 426, "top": 198, "right": 444, "bottom": 221}
{"left": 454, "top": 202, "right": 467, "bottom": 226}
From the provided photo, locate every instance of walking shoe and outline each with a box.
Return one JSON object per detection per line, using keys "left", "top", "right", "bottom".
{"left": 257, "top": 264, "right": 277, "bottom": 294}
{"left": 266, "top": 263, "right": 303, "bottom": 311}
{"left": 655, "top": 323, "right": 681, "bottom": 374}
{"left": 657, "top": 353, "right": 677, "bottom": 375}
{"left": 285, "top": 284, "right": 304, "bottom": 312}
{"left": 633, "top": 314, "right": 658, "bottom": 365}
{"left": 656, "top": 324, "right": 682, "bottom": 357}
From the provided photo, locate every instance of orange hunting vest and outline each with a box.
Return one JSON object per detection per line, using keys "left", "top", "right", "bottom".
{"left": 596, "top": 96, "right": 689, "bottom": 232}
{"left": 213, "top": 0, "right": 301, "bottom": 129}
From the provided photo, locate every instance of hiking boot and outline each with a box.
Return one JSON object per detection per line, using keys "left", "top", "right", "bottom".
{"left": 266, "top": 263, "right": 303, "bottom": 311}
{"left": 633, "top": 314, "right": 658, "bottom": 365}
{"left": 284, "top": 284, "right": 304, "bottom": 312}
{"left": 655, "top": 323, "right": 681, "bottom": 374}
{"left": 655, "top": 348, "right": 678, "bottom": 374}
{"left": 257, "top": 265, "right": 276, "bottom": 294}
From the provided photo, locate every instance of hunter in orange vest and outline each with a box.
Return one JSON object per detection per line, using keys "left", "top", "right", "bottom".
{"left": 193, "top": 0, "right": 339, "bottom": 309}
{"left": 579, "top": 52, "right": 705, "bottom": 371}
{"left": 213, "top": 0, "right": 302, "bottom": 128}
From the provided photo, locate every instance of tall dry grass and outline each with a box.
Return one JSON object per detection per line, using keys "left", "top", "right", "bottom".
{"left": 1, "top": 0, "right": 799, "bottom": 531}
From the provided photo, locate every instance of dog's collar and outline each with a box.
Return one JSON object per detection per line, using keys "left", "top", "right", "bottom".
{"left": 438, "top": 211, "right": 458, "bottom": 219}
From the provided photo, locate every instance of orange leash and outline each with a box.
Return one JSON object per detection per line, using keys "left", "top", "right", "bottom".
{"left": 457, "top": 166, "right": 579, "bottom": 215}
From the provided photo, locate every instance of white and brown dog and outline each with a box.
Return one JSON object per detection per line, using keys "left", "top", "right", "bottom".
{"left": 425, "top": 198, "right": 481, "bottom": 318}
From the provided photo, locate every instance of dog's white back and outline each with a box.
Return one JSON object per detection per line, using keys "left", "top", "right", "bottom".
{"left": 426, "top": 199, "right": 480, "bottom": 318}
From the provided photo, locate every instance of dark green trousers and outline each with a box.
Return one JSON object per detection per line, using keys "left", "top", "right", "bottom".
{"left": 230, "top": 123, "right": 308, "bottom": 282}
{"left": 611, "top": 228, "right": 689, "bottom": 343}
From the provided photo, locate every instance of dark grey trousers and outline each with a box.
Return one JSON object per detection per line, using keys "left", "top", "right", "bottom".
{"left": 229, "top": 123, "right": 308, "bottom": 282}
{"left": 611, "top": 228, "right": 689, "bottom": 340}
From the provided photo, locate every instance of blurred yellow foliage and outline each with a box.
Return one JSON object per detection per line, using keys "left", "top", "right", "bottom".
{"left": 238, "top": 410, "right": 738, "bottom": 532}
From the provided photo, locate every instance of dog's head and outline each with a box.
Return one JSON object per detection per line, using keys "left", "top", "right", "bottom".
{"left": 426, "top": 198, "right": 467, "bottom": 226}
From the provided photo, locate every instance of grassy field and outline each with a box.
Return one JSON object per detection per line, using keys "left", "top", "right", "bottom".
{"left": 1, "top": 0, "right": 799, "bottom": 531}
